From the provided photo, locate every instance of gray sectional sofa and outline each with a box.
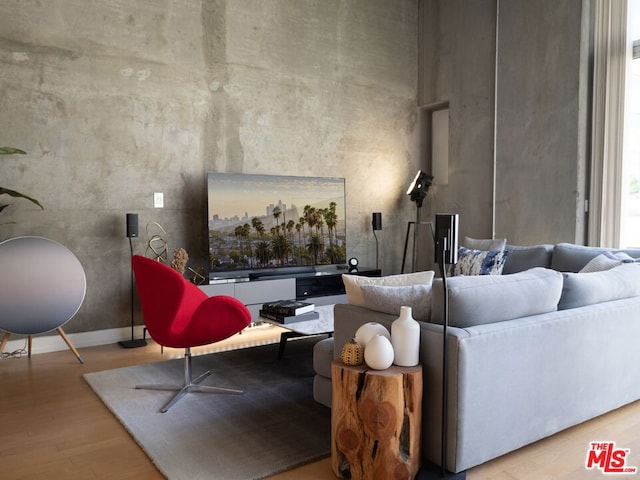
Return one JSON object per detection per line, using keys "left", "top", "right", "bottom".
{"left": 312, "top": 243, "right": 640, "bottom": 473}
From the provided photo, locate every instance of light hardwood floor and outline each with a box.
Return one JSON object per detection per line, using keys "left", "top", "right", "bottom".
{"left": 2, "top": 326, "right": 640, "bottom": 480}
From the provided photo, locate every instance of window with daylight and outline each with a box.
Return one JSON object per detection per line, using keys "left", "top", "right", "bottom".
{"left": 621, "top": 0, "right": 640, "bottom": 247}
{"left": 590, "top": 0, "right": 640, "bottom": 248}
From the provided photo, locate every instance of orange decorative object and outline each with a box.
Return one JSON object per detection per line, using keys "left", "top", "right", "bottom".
{"left": 341, "top": 338, "right": 364, "bottom": 366}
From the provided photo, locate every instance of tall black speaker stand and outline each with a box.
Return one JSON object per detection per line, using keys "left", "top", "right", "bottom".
{"left": 119, "top": 237, "right": 147, "bottom": 349}
{"left": 418, "top": 218, "right": 465, "bottom": 479}
{"left": 373, "top": 230, "right": 379, "bottom": 270}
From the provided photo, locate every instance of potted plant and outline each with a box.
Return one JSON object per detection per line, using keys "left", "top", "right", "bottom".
{"left": 1, "top": 147, "right": 44, "bottom": 220}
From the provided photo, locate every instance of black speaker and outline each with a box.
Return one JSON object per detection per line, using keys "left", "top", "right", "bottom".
{"left": 126, "top": 213, "right": 139, "bottom": 238}
{"left": 434, "top": 213, "right": 459, "bottom": 265}
{"left": 372, "top": 212, "right": 382, "bottom": 231}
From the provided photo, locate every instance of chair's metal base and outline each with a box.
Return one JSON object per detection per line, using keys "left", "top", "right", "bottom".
{"left": 136, "top": 348, "right": 242, "bottom": 413}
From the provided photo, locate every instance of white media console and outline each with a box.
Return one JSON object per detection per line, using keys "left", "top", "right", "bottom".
{"left": 199, "top": 267, "right": 380, "bottom": 321}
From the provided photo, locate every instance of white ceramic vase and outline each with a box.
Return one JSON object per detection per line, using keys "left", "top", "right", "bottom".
{"left": 354, "top": 322, "right": 390, "bottom": 347}
{"left": 391, "top": 305, "right": 420, "bottom": 367}
{"left": 364, "top": 334, "right": 394, "bottom": 370}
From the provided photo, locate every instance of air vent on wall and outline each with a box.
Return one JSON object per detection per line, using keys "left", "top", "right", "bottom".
{"left": 634, "top": 39, "right": 640, "bottom": 59}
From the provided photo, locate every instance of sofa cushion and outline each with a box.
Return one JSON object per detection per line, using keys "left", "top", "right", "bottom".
{"left": 579, "top": 251, "right": 636, "bottom": 272}
{"left": 451, "top": 247, "right": 508, "bottom": 276}
{"left": 313, "top": 337, "right": 334, "bottom": 378}
{"left": 342, "top": 271, "right": 434, "bottom": 308}
{"left": 431, "top": 267, "right": 563, "bottom": 328}
{"left": 551, "top": 243, "right": 640, "bottom": 272}
{"left": 463, "top": 237, "right": 507, "bottom": 252}
{"left": 558, "top": 263, "right": 640, "bottom": 310}
{"left": 359, "top": 284, "right": 431, "bottom": 322}
{"left": 502, "top": 244, "right": 554, "bottom": 274}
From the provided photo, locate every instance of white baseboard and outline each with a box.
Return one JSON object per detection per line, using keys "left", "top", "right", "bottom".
{"left": 2, "top": 326, "right": 148, "bottom": 356}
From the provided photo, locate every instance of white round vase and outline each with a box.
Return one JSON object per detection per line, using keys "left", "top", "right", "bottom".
{"left": 364, "top": 334, "right": 394, "bottom": 370}
{"left": 354, "top": 322, "right": 390, "bottom": 347}
{"left": 391, "top": 306, "right": 420, "bottom": 367}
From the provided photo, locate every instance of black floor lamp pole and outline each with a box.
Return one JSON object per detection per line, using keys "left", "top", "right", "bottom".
{"left": 129, "top": 237, "right": 136, "bottom": 339}
{"left": 119, "top": 215, "right": 147, "bottom": 349}
{"left": 439, "top": 253, "right": 450, "bottom": 477}
{"left": 419, "top": 214, "right": 465, "bottom": 479}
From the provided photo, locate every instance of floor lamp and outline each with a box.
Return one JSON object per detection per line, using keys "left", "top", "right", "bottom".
{"left": 401, "top": 170, "right": 434, "bottom": 273}
{"left": 419, "top": 213, "right": 465, "bottom": 479}
{"left": 119, "top": 213, "right": 147, "bottom": 349}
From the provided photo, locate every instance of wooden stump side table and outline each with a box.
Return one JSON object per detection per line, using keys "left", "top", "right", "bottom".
{"left": 331, "top": 360, "right": 423, "bottom": 480}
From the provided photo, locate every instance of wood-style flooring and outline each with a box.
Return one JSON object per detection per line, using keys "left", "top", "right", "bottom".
{"left": 1, "top": 325, "right": 640, "bottom": 479}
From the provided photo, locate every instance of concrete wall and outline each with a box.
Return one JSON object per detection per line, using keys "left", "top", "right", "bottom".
{"left": 0, "top": 0, "right": 419, "bottom": 334}
{"left": 495, "top": 0, "right": 591, "bottom": 245}
{"left": 419, "top": 0, "right": 591, "bottom": 246}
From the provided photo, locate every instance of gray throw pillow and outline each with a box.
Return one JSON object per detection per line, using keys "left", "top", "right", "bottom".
{"left": 502, "top": 244, "right": 554, "bottom": 274}
{"left": 359, "top": 284, "right": 431, "bottom": 322}
{"left": 432, "top": 267, "right": 563, "bottom": 328}
{"left": 558, "top": 263, "right": 640, "bottom": 310}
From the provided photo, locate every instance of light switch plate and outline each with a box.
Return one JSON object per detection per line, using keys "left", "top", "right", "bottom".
{"left": 154, "top": 192, "right": 164, "bottom": 208}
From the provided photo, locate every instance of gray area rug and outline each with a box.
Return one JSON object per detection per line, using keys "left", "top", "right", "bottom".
{"left": 84, "top": 337, "right": 330, "bottom": 480}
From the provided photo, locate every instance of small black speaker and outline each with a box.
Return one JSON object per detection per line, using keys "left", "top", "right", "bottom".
{"left": 126, "top": 213, "right": 139, "bottom": 238}
{"left": 434, "top": 213, "right": 459, "bottom": 265}
{"left": 372, "top": 212, "right": 382, "bottom": 231}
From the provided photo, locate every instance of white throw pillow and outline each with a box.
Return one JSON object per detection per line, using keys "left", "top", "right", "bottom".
{"left": 359, "top": 284, "right": 431, "bottom": 322}
{"left": 463, "top": 237, "right": 507, "bottom": 252}
{"left": 342, "top": 271, "right": 435, "bottom": 308}
{"left": 580, "top": 251, "right": 635, "bottom": 273}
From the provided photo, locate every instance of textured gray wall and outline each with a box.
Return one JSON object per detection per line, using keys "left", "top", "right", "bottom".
{"left": 495, "top": 0, "right": 590, "bottom": 245}
{"left": 419, "top": 0, "right": 591, "bottom": 246}
{"left": 0, "top": 0, "right": 419, "bottom": 334}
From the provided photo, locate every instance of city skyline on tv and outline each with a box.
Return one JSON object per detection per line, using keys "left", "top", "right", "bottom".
{"left": 207, "top": 173, "right": 347, "bottom": 274}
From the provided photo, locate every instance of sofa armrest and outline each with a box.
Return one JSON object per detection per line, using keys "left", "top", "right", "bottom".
{"left": 332, "top": 303, "right": 397, "bottom": 359}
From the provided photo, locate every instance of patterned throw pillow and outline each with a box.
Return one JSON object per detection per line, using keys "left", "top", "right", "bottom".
{"left": 450, "top": 247, "right": 509, "bottom": 276}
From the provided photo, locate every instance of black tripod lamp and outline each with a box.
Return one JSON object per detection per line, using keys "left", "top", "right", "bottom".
{"left": 401, "top": 170, "right": 435, "bottom": 273}
{"left": 407, "top": 170, "right": 433, "bottom": 208}
{"left": 119, "top": 213, "right": 148, "bottom": 349}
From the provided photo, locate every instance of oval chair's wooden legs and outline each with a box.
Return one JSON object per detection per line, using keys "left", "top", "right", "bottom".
{"left": 55, "top": 328, "right": 84, "bottom": 364}
{"left": 0, "top": 332, "right": 9, "bottom": 356}
{"left": 0, "top": 330, "right": 83, "bottom": 364}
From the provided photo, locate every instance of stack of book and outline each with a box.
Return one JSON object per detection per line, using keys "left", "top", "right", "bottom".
{"left": 259, "top": 300, "right": 318, "bottom": 324}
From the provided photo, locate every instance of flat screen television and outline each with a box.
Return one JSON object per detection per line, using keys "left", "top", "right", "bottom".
{"left": 207, "top": 172, "right": 347, "bottom": 280}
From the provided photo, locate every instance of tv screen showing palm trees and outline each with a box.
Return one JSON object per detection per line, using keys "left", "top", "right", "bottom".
{"left": 207, "top": 172, "right": 347, "bottom": 276}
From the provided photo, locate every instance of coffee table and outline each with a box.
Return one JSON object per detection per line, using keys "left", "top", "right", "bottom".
{"left": 260, "top": 304, "right": 334, "bottom": 359}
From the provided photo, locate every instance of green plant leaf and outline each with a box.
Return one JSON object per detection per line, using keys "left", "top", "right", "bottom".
{"left": 0, "top": 147, "right": 27, "bottom": 155}
{"left": 0, "top": 187, "right": 44, "bottom": 209}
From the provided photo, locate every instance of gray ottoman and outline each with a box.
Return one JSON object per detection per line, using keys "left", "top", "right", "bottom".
{"left": 312, "top": 337, "right": 334, "bottom": 408}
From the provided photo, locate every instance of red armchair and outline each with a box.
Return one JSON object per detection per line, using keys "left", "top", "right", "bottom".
{"left": 132, "top": 255, "right": 251, "bottom": 413}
